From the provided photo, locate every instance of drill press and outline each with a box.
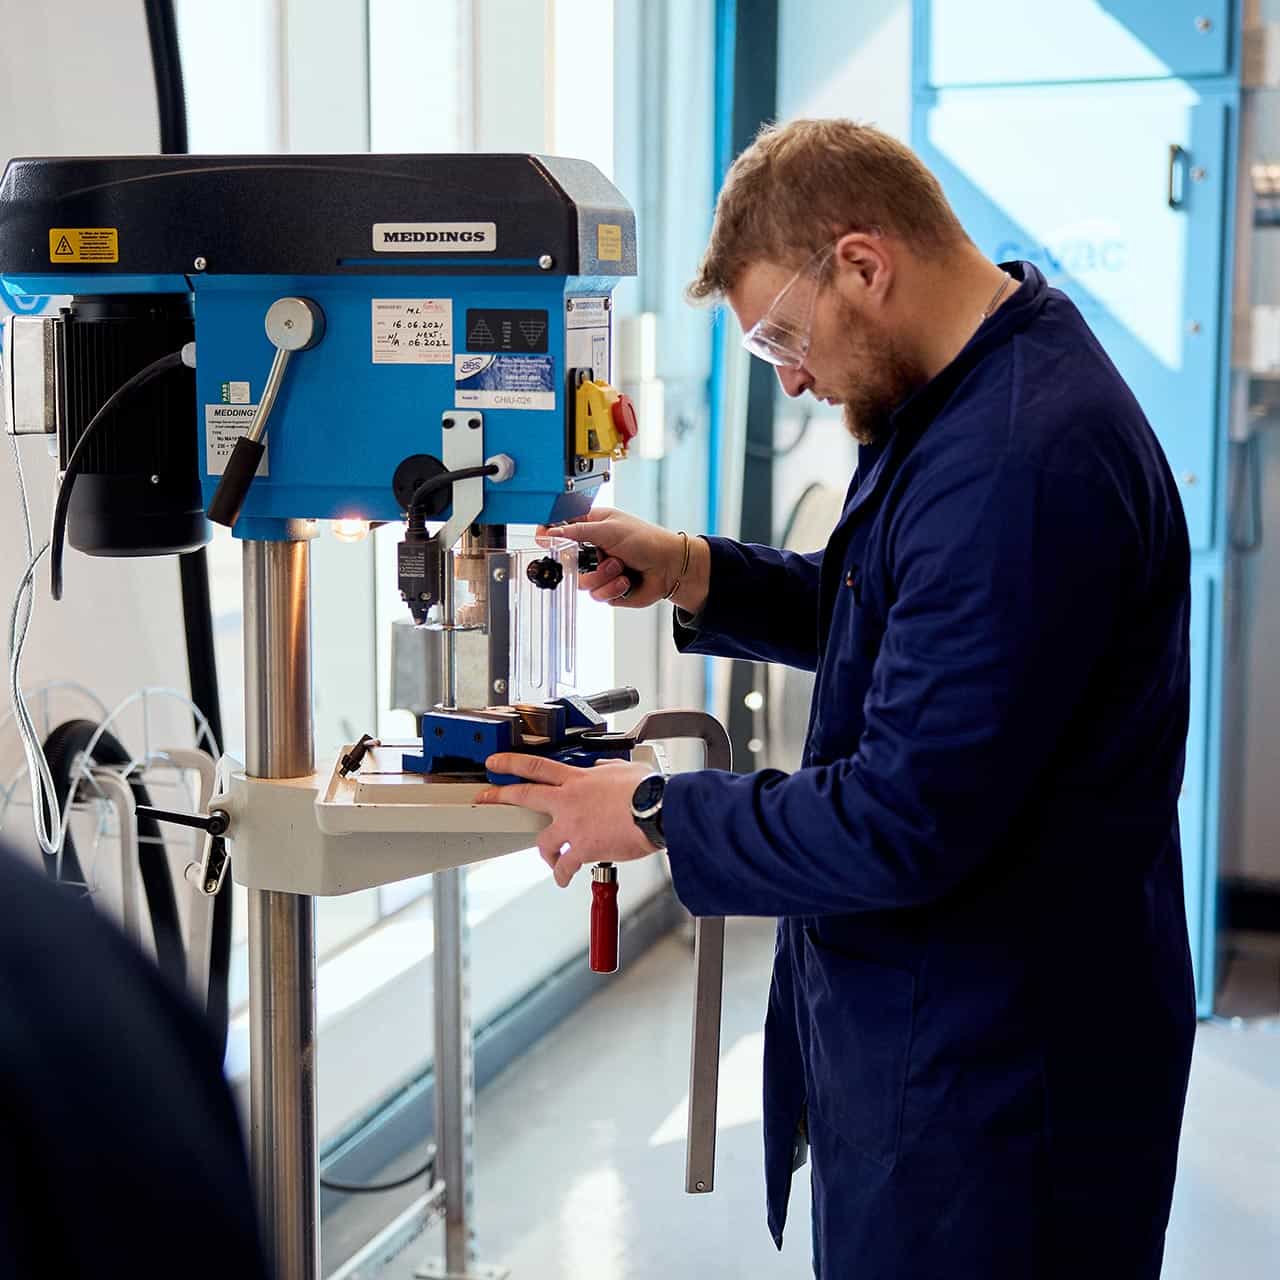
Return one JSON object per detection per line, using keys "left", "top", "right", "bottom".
{"left": 0, "top": 152, "right": 727, "bottom": 1280}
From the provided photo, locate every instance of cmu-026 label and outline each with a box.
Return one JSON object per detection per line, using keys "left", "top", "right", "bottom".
{"left": 372, "top": 222, "right": 496, "bottom": 253}
{"left": 455, "top": 354, "right": 555, "bottom": 411}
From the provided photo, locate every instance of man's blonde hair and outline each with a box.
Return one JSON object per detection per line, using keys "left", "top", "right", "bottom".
{"left": 688, "top": 118, "right": 968, "bottom": 301}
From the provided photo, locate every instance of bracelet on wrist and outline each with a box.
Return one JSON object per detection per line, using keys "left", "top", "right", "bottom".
{"left": 664, "top": 530, "right": 691, "bottom": 602}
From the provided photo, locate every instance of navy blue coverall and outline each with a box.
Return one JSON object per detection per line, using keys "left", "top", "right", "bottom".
{"left": 664, "top": 263, "right": 1196, "bottom": 1278}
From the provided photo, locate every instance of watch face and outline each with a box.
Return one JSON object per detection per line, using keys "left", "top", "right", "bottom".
{"left": 631, "top": 773, "right": 664, "bottom": 815}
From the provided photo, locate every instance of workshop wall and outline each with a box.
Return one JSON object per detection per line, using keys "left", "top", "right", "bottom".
{"left": 0, "top": 0, "right": 196, "bottom": 858}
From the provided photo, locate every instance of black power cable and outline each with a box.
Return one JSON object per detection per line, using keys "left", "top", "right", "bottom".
{"left": 50, "top": 350, "right": 188, "bottom": 601}
{"left": 321, "top": 1146, "right": 437, "bottom": 1195}
{"left": 407, "top": 464, "right": 500, "bottom": 514}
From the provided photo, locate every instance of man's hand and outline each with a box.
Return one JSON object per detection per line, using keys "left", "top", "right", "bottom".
{"left": 475, "top": 755, "right": 660, "bottom": 887}
{"left": 544, "top": 509, "right": 711, "bottom": 615}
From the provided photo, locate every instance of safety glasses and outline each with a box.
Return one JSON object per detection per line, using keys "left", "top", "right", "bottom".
{"left": 741, "top": 240, "right": 838, "bottom": 368}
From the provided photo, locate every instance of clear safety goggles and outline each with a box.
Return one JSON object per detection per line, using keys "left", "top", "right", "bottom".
{"left": 740, "top": 240, "right": 838, "bottom": 368}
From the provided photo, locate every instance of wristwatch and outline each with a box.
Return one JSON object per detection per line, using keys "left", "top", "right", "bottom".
{"left": 630, "top": 772, "right": 666, "bottom": 850}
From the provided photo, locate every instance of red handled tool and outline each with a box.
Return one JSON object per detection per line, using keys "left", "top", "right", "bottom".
{"left": 590, "top": 862, "right": 620, "bottom": 973}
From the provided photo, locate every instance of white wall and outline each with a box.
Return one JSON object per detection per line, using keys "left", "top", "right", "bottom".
{"left": 0, "top": 0, "right": 159, "bottom": 162}
{"left": 778, "top": 0, "right": 911, "bottom": 138}
{"left": 0, "top": 0, "right": 195, "bottom": 862}
{"left": 771, "top": 0, "right": 912, "bottom": 539}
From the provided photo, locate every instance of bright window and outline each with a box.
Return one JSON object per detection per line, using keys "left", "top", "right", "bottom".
{"left": 179, "top": 0, "right": 637, "bottom": 1145}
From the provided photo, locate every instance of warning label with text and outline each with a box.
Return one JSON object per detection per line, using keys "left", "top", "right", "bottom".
{"left": 49, "top": 227, "right": 118, "bottom": 264}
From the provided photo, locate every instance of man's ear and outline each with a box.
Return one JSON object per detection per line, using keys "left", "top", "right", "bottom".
{"left": 833, "top": 230, "right": 892, "bottom": 305}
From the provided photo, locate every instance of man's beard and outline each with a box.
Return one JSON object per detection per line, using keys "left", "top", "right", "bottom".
{"left": 831, "top": 305, "right": 927, "bottom": 445}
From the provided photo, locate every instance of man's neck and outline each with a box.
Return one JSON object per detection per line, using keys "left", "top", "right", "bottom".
{"left": 902, "top": 248, "right": 1015, "bottom": 382}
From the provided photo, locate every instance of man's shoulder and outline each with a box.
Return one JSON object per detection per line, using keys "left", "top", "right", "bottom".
{"left": 929, "top": 292, "right": 1164, "bottom": 487}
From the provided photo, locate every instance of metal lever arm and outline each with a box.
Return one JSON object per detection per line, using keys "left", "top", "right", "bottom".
{"left": 135, "top": 803, "right": 228, "bottom": 836}
{"left": 628, "top": 710, "right": 731, "bottom": 1195}
{"left": 208, "top": 297, "right": 324, "bottom": 527}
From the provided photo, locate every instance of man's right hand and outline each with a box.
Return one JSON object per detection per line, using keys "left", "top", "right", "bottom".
{"left": 545, "top": 509, "right": 711, "bottom": 614}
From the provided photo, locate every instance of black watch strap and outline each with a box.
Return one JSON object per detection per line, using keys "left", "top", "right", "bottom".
{"left": 630, "top": 772, "right": 666, "bottom": 849}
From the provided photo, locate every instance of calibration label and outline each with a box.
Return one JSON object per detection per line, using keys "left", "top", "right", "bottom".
{"left": 372, "top": 298, "right": 453, "bottom": 364}
{"left": 49, "top": 227, "right": 118, "bottom": 263}
{"left": 372, "top": 222, "right": 496, "bottom": 253}
{"left": 454, "top": 354, "right": 555, "bottom": 411}
{"left": 205, "top": 404, "right": 267, "bottom": 476}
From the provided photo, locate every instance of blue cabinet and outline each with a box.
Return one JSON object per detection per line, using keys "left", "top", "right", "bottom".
{"left": 919, "top": 0, "right": 1233, "bottom": 87}
{"left": 915, "top": 83, "right": 1230, "bottom": 550}
{"left": 914, "top": 2, "right": 1237, "bottom": 1014}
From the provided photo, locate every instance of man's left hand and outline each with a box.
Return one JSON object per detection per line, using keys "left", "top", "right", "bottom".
{"left": 475, "top": 756, "right": 661, "bottom": 887}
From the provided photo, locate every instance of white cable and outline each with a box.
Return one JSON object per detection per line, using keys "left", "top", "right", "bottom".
{"left": 6, "top": 431, "right": 62, "bottom": 857}
{"left": 7, "top": 541, "right": 61, "bottom": 856}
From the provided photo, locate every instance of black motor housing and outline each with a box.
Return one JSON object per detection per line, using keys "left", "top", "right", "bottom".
{"left": 56, "top": 294, "right": 208, "bottom": 557}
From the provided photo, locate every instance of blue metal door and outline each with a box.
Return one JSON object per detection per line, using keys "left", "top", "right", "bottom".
{"left": 919, "top": 0, "right": 1232, "bottom": 87}
{"left": 916, "top": 82, "right": 1230, "bottom": 549}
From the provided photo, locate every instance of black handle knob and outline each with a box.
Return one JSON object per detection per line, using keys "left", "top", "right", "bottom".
{"left": 207, "top": 437, "right": 266, "bottom": 527}
{"left": 584, "top": 687, "right": 641, "bottom": 716}
{"left": 526, "top": 556, "right": 566, "bottom": 590}
{"left": 578, "top": 543, "right": 642, "bottom": 595}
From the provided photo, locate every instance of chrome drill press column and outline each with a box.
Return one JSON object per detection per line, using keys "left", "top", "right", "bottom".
{"left": 244, "top": 538, "right": 320, "bottom": 1280}
{"left": 428, "top": 866, "right": 476, "bottom": 1277}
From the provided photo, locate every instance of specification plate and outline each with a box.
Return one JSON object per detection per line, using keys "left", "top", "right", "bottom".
{"left": 205, "top": 404, "right": 267, "bottom": 476}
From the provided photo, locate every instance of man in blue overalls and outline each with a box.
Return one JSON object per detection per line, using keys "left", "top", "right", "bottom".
{"left": 479, "top": 118, "right": 1196, "bottom": 1278}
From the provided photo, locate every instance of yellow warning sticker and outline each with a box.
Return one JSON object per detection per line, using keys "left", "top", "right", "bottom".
{"left": 597, "top": 223, "right": 623, "bottom": 263}
{"left": 49, "top": 228, "right": 119, "bottom": 264}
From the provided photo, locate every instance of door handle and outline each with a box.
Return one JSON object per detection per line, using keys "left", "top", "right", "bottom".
{"left": 1168, "top": 144, "right": 1189, "bottom": 209}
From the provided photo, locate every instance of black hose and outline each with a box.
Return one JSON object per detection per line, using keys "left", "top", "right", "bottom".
{"left": 144, "top": 0, "right": 231, "bottom": 1050}
{"left": 41, "top": 720, "right": 186, "bottom": 989}
{"left": 143, "top": 0, "right": 189, "bottom": 154}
